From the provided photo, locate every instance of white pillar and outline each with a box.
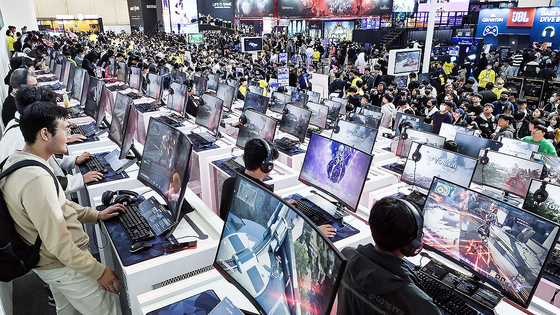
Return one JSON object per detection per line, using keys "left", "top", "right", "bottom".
{"left": 422, "top": 0, "right": 438, "bottom": 73}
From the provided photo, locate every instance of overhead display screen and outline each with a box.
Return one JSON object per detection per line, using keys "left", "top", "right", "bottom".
{"left": 319, "top": 0, "right": 360, "bottom": 17}
{"left": 235, "top": 0, "right": 275, "bottom": 17}
{"left": 169, "top": 0, "right": 199, "bottom": 34}
{"left": 361, "top": 0, "right": 393, "bottom": 16}
{"left": 278, "top": 0, "right": 318, "bottom": 17}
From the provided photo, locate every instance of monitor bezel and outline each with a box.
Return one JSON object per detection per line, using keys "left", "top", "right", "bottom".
{"left": 235, "top": 110, "right": 278, "bottom": 149}
{"left": 118, "top": 105, "right": 137, "bottom": 160}
{"left": 167, "top": 82, "right": 188, "bottom": 116}
{"left": 196, "top": 93, "right": 224, "bottom": 136}
{"left": 108, "top": 92, "right": 134, "bottom": 146}
{"left": 322, "top": 99, "right": 342, "bottom": 121}
{"left": 216, "top": 83, "right": 236, "bottom": 110}
{"left": 243, "top": 91, "right": 269, "bottom": 115}
{"left": 306, "top": 101, "right": 329, "bottom": 129}
{"left": 269, "top": 91, "right": 291, "bottom": 113}
{"left": 279, "top": 103, "right": 311, "bottom": 143}
{"left": 330, "top": 119, "right": 378, "bottom": 154}
{"left": 291, "top": 91, "right": 309, "bottom": 107}
{"left": 129, "top": 67, "right": 143, "bottom": 91}
{"left": 146, "top": 73, "right": 163, "bottom": 102}
{"left": 454, "top": 133, "right": 504, "bottom": 159}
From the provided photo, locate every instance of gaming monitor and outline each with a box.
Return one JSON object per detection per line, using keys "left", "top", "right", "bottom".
{"left": 350, "top": 113, "right": 381, "bottom": 130}
{"left": 196, "top": 94, "right": 224, "bottom": 136}
{"left": 129, "top": 67, "right": 142, "bottom": 91}
{"left": 423, "top": 177, "right": 560, "bottom": 308}
{"left": 279, "top": 104, "right": 311, "bottom": 143}
{"left": 306, "top": 102, "right": 329, "bottom": 129}
{"left": 243, "top": 91, "right": 269, "bottom": 115}
{"left": 299, "top": 133, "right": 373, "bottom": 211}
{"left": 439, "top": 123, "right": 475, "bottom": 141}
{"left": 331, "top": 120, "right": 377, "bottom": 154}
{"left": 97, "top": 85, "right": 112, "bottom": 127}
{"left": 270, "top": 92, "right": 291, "bottom": 113}
{"left": 188, "top": 33, "right": 204, "bottom": 44}
{"left": 174, "top": 71, "right": 187, "bottom": 84}
{"left": 116, "top": 61, "right": 128, "bottom": 83}
{"left": 395, "top": 119, "right": 432, "bottom": 136}
{"left": 322, "top": 99, "right": 342, "bottom": 121}
{"left": 531, "top": 152, "right": 560, "bottom": 185}
{"left": 236, "top": 110, "right": 277, "bottom": 149}
{"left": 389, "top": 49, "right": 421, "bottom": 75}
{"left": 84, "top": 78, "right": 103, "bottom": 121}
{"left": 306, "top": 90, "right": 321, "bottom": 103}
{"left": 216, "top": 83, "right": 236, "bottom": 110}
{"left": 394, "top": 75, "right": 408, "bottom": 88}
{"left": 214, "top": 174, "right": 347, "bottom": 315}
{"left": 402, "top": 143, "right": 477, "bottom": 191}
{"left": 207, "top": 74, "right": 219, "bottom": 91}
{"left": 359, "top": 107, "right": 382, "bottom": 116}
{"left": 146, "top": 73, "right": 163, "bottom": 102}
{"left": 472, "top": 149, "right": 544, "bottom": 198}
{"left": 241, "top": 37, "right": 264, "bottom": 52}
{"left": 193, "top": 75, "right": 207, "bottom": 97}
{"left": 248, "top": 85, "right": 264, "bottom": 96}
{"left": 54, "top": 58, "right": 63, "bottom": 80}
{"left": 499, "top": 137, "right": 540, "bottom": 160}
{"left": 454, "top": 134, "right": 503, "bottom": 158}
{"left": 395, "top": 129, "right": 446, "bottom": 158}
{"left": 61, "top": 59, "right": 74, "bottom": 91}
{"left": 119, "top": 105, "right": 138, "bottom": 160}
{"left": 108, "top": 93, "right": 134, "bottom": 147}
{"left": 71, "top": 68, "right": 89, "bottom": 106}
{"left": 291, "top": 92, "right": 309, "bottom": 107}
{"left": 523, "top": 179, "right": 560, "bottom": 223}
{"left": 138, "top": 118, "right": 193, "bottom": 227}
{"left": 167, "top": 82, "right": 187, "bottom": 116}
{"left": 394, "top": 112, "right": 423, "bottom": 132}
{"left": 107, "top": 57, "right": 116, "bottom": 77}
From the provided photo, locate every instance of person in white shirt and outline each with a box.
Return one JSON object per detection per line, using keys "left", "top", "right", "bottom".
{"left": 380, "top": 94, "right": 396, "bottom": 129}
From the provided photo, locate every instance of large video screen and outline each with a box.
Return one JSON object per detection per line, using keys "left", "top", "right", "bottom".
{"left": 278, "top": 0, "right": 318, "bottom": 17}
{"left": 324, "top": 21, "right": 355, "bottom": 41}
{"left": 215, "top": 175, "right": 346, "bottom": 315}
{"left": 361, "top": 0, "right": 393, "bottom": 15}
{"left": 169, "top": 0, "right": 199, "bottom": 34}
{"left": 235, "top": 0, "right": 275, "bottom": 17}
{"left": 319, "top": 0, "right": 359, "bottom": 16}
{"left": 423, "top": 177, "right": 560, "bottom": 308}
{"left": 394, "top": 50, "right": 421, "bottom": 74}
{"left": 393, "top": 0, "right": 415, "bottom": 12}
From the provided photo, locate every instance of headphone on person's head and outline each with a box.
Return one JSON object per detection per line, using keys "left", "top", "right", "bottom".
{"left": 398, "top": 199, "right": 424, "bottom": 257}
{"left": 102, "top": 190, "right": 139, "bottom": 206}
{"left": 258, "top": 138, "right": 278, "bottom": 173}
{"left": 534, "top": 180, "right": 549, "bottom": 204}
{"left": 412, "top": 143, "right": 422, "bottom": 162}
{"left": 480, "top": 148, "right": 490, "bottom": 165}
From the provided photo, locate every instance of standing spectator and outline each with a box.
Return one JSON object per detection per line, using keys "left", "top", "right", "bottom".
{"left": 513, "top": 110, "right": 531, "bottom": 139}
{"left": 511, "top": 50, "right": 524, "bottom": 76}
{"left": 380, "top": 94, "right": 395, "bottom": 128}
{"left": 430, "top": 101, "right": 454, "bottom": 134}
{"left": 478, "top": 64, "right": 496, "bottom": 90}
{"left": 492, "top": 114, "right": 515, "bottom": 140}
{"left": 475, "top": 104, "right": 496, "bottom": 138}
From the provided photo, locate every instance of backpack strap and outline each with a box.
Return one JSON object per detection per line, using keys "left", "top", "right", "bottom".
{"left": 0, "top": 159, "right": 60, "bottom": 196}
{"left": 3, "top": 124, "right": 20, "bottom": 136}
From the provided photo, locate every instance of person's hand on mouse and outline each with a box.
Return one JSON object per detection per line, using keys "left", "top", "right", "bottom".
{"left": 83, "top": 171, "right": 103, "bottom": 183}
{"left": 98, "top": 204, "right": 126, "bottom": 221}
{"left": 319, "top": 224, "right": 337, "bottom": 238}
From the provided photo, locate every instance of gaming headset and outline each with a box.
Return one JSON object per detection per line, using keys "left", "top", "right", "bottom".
{"left": 534, "top": 180, "right": 549, "bottom": 204}
{"left": 35, "top": 85, "right": 44, "bottom": 102}
{"left": 102, "top": 190, "right": 139, "bottom": 206}
{"left": 400, "top": 122, "right": 413, "bottom": 140}
{"left": 480, "top": 148, "right": 490, "bottom": 165}
{"left": 411, "top": 143, "right": 423, "bottom": 162}
{"left": 258, "top": 138, "right": 278, "bottom": 173}
{"left": 399, "top": 199, "right": 424, "bottom": 257}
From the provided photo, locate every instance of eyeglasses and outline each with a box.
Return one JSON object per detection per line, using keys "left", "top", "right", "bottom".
{"left": 54, "top": 126, "right": 71, "bottom": 135}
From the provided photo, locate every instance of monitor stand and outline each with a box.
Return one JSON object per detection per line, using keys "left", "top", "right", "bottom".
{"left": 115, "top": 144, "right": 142, "bottom": 174}
{"left": 94, "top": 118, "right": 110, "bottom": 137}
{"left": 165, "top": 200, "right": 209, "bottom": 241}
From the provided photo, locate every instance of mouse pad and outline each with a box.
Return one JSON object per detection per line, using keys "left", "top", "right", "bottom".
{"left": 147, "top": 290, "right": 221, "bottom": 315}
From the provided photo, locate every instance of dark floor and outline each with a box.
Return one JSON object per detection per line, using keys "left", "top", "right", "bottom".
{"left": 13, "top": 271, "right": 56, "bottom": 315}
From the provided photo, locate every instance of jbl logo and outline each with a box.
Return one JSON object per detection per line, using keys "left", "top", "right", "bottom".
{"left": 512, "top": 11, "right": 529, "bottom": 23}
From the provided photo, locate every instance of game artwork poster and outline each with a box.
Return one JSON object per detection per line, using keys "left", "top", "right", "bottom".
{"left": 235, "top": 0, "right": 275, "bottom": 18}
{"left": 278, "top": 0, "right": 319, "bottom": 17}
{"left": 319, "top": 0, "right": 360, "bottom": 17}
{"left": 361, "top": 0, "right": 393, "bottom": 16}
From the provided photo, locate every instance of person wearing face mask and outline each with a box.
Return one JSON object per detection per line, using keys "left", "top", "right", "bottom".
{"left": 430, "top": 101, "right": 454, "bottom": 134}
{"left": 492, "top": 91, "right": 514, "bottom": 116}
{"left": 491, "top": 79, "right": 508, "bottom": 99}
{"left": 474, "top": 104, "right": 497, "bottom": 139}
{"left": 543, "top": 92, "right": 560, "bottom": 113}
{"left": 478, "top": 64, "right": 496, "bottom": 90}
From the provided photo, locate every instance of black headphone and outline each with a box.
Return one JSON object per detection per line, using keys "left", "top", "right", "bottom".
{"left": 480, "top": 148, "right": 490, "bottom": 165}
{"left": 534, "top": 180, "right": 549, "bottom": 204}
{"left": 412, "top": 143, "right": 422, "bottom": 162}
{"left": 239, "top": 113, "right": 247, "bottom": 125}
{"left": 258, "top": 138, "right": 277, "bottom": 173}
{"left": 399, "top": 199, "right": 424, "bottom": 257}
{"left": 400, "top": 122, "right": 413, "bottom": 140}
{"left": 345, "top": 103, "right": 354, "bottom": 113}
{"left": 332, "top": 119, "right": 340, "bottom": 134}
{"left": 35, "top": 85, "right": 43, "bottom": 102}
{"left": 102, "top": 190, "right": 139, "bottom": 206}
{"left": 184, "top": 79, "right": 194, "bottom": 92}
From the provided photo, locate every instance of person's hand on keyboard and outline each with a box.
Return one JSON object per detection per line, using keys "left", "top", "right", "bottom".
{"left": 287, "top": 199, "right": 297, "bottom": 205}
{"left": 68, "top": 134, "right": 86, "bottom": 143}
{"left": 69, "top": 122, "right": 78, "bottom": 129}
{"left": 98, "top": 204, "right": 126, "bottom": 221}
{"left": 75, "top": 152, "right": 93, "bottom": 164}
{"left": 83, "top": 171, "right": 104, "bottom": 183}
{"left": 319, "top": 225, "right": 337, "bottom": 238}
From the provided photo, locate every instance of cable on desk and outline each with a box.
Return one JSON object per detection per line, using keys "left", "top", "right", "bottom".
{"left": 92, "top": 226, "right": 109, "bottom": 250}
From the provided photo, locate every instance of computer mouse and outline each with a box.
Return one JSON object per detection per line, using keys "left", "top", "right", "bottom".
{"left": 129, "top": 241, "right": 152, "bottom": 253}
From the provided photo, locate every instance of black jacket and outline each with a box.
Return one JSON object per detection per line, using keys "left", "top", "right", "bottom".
{"left": 474, "top": 113, "right": 496, "bottom": 139}
{"left": 337, "top": 244, "right": 441, "bottom": 315}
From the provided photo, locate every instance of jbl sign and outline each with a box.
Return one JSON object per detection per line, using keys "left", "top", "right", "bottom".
{"left": 507, "top": 8, "right": 536, "bottom": 27}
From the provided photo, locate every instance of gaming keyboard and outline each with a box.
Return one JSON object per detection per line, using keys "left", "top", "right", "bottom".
{"left": 222, "top": 158, "right": 245, "bottom": 173}
{"left": 296, "top": 200, "right": 333, "bottom": 226}
{"left": 188, "top": 133, "right": 216, "bottom": 146}
{"left": 126, "top": 91, "right": 143, "bottom": 100}
{"left": 37, "top": 76, "right": 56, "bottom": 83}
{"left": 404, "top": 190, "right": 427, "bottom": 208}
{"left": 119, "top": 204, "right": 155, "bottom": 243}
{"left": 274, "top": 137, "right": 298, "bottom": 151}
{"left": 418, "top": 273, "right": 482, "bottom": 315}
{"left": 71, "top": 122, "right": 98, "bottom": 137}
{"left": 136, "top": 102, "right": 159, "bottom": 112}
{"left": 158, "top": 114, "right": 184, "bottom": 127}
{"left": 85, "top": 156, "right": 108, "bottom": 173}
{"left": 107, "top": 85, "right": 129, "bottom": 92}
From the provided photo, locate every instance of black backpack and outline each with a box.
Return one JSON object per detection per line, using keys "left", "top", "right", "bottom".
{"left": 0, "top": 159, "right": 59, "bottom": 282}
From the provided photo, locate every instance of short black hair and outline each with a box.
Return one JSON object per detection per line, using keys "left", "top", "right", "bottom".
{"left": 20, "top": 101, "right": 69, "bottom": 145}
{"left": 15, "top": 85, "right": 57, "bottom": 115}
{"left": 534, "top": 124, "right": 547, "bottom": 133}
{"left": 383, "top": 94, "right": 394, "bottom": 103}
{"left": 531, "top": 118, "right": 545, "bottom": 126}
{"left": 369, "top": 197, "right": 418, "bottom": 252}
{"left": 498, "top": 113, "right": 514, "bottom": 125}
{"left": 243, "top": 138, "right": 276, "bottom": 171}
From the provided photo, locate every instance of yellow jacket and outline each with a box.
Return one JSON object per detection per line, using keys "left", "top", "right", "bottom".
{"left": 7, "top": 35, "right": 17, "bottom": 52}
{"left": 312, "top": 51, "right": 321, "bottom": 62}
{"left": 478, "top": 70, "right": 496, "bottom": 89}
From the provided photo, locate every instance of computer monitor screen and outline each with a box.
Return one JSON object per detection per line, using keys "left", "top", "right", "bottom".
{"left": 84, "top": 77, "right": 103, "bottom": 120}
{"left": 523, "top": 180, "right": 560, "bottom": 223}
{"left": 395, "top": 119, "right": 432, "bottom": 136}
{"left": 499, "top": 137, "right": 540, "bottom": 160}
{"left": 188, "top": 33, "right": 204, "bottom": 44}
{"left": 146, "top": 73, "right": 163, "bottom": 102}
{"left": 439, "top": 123, "right": 475, "bottom": 141}
{"left": 248, "top": 85, "right": 264, "bottom": 96}
{"left": 193, "top": 76, "right": 207, "bottom": 97}
{"left": 394, "top": 112, "right": 423, "bottom": 131}
{"left": 54, "top": 59, "right": 63, "bottom": 79}
{"left": 531, "top": 152, "right": 560, "bottom": 185}
{"left": 402, "top": 143, "right": 477, "bottom": 190}
{"left": 214, "top": 174, "right": 346, "bottom": 315}
{"left": 216, "top": 83, "right": 236, "bottom": 110}
{"left": 393, "top": 50, "right": 421, "bottom": 74}
{"left": 120, "top": 106, "right": 138, "bottom": 160}
{"left": 116, "top": 62, "right": 128, "bottom": 83}
{"left": 108, "top": 58, "right": 116, "bottom": 77}
{"left": 97, "top": 85, "right": 112, "bottom": 127}
{"left": 454, "top": 134, "right": 503, "bottom": 158}
{"left": 167, "top": 82, "right": 187, "bottom": 115}
{"left": 350, "top": 113, "right": 381, "bottom": 130}
{"left": 243, "top": 92, "right": 269, "bottom": 115}
{"left": 61, "top": 59, "right": 74, "bottom": 88}
{"left": 71, "top": 68, "right": 88, "bottom": 102}
{"left": 394, "top": 129, "right": 446, "bottom": 158}
{"left": 196, "top": 94, "right": 224, "bottom": 135}
{"left": 129, "top": 67, "right": 142, "bottom": 91}
{"left": 322, "top": 99, "right": 342, "bottom": 121}
{"left": 270, "top": 92, "right": 291, "bottom": 113}
{"left": 307, "top": 90, "right": 321, "bottom": 103}
{"left": 108, "top": 93, "right": 134, "bottom": 147}
{"left": 306, "top": 102, "right": 329, "bottom": 129}
{"left": 423, "top": 177, "right": 560, "bottom": 308}
{"left": 472, "top": 149, "right": 544, "bottom": 198}
{"left": 359, "top": 107, "right": 382, "bottom": 116}
{"left": 236, "top": 110, "right": 277, "bottom": 149}
{"left": 138, "top": 118, "right": 193, "bottom": 223}
{"left": 174, "top": 71, "right": 187, "bottom": 84}
{"left": 331, "top": 97, "right": 348, "bottom": 107}
{"left": 207, "top": 74, "right": 219, "bottom": 91}
{"left": 291, "top": 92, "right": 309, "bottom": 107}
{"left": 299, "top": 134, "right": 373, "bottom": 211}
{"left": 279, "top": 104, "right": 311, "bottom": 143}
{"left": 331, "top": 120, "right": 377, "bottom": 153}
{"left": 394, "top": 75, "right": 408, "bottom": 88}
{"left": 285, "top": 86, "right": 298, "bottom": 95}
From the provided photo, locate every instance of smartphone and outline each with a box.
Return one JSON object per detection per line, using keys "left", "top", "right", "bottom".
{"left": 164, "top": 240, "right": 197, "bottom": 253}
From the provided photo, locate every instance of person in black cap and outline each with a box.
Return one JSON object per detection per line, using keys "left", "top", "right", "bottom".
{"left": 361, "top": 93, "right": 372, "bottom": 109}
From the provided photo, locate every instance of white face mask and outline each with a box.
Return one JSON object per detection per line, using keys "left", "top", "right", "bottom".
{"left": 440, "top": 105, "right": 447, "bottom": 111}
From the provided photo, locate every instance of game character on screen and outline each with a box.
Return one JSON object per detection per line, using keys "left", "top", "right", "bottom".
{"left": 167, "top": 172, "right": 182, "bottom": 204}
{"left": 327, "top": 145, "right": 351, "bottom": 184}
{"left": 337, "top": 197, "right": 441, "bottom": 315}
